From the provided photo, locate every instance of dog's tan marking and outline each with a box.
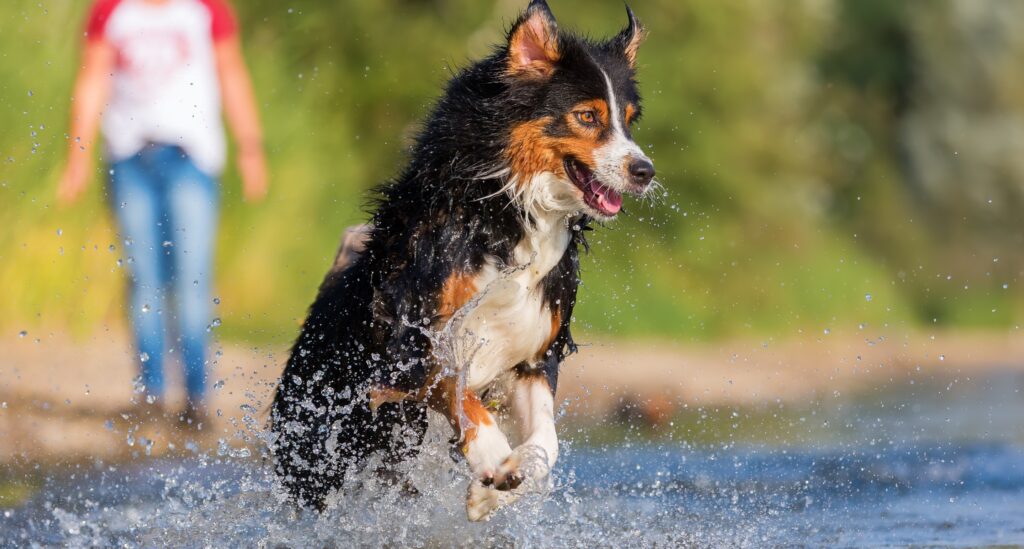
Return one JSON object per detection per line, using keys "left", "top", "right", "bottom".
{"left": 507, "top": 117, "right": 560, "bottom": 183}
{"left": 624, "top": 103, "right": 637, "bottom": 126}
{"left": 438, "top": 273, "right": 478, "bottom": 319}
{"left": 421, "top": 376, "right": 495, "bottom": 450}
{"left": 534, "top": 309, "right": 561, "bottom": 361}
{"left": 367, "top": 386, "right": 411, "bottom": 412}
{"left": 506, "top": 117, "right": 605, "bottom": 186}
{"left": 573, "top": 99, "right": 610, "bottom": 128}
{"left": 454, "top": 388, "right": 494, "bottom": 452}
{"left": 430, "top": 377, "right": 513, "bottom": 486}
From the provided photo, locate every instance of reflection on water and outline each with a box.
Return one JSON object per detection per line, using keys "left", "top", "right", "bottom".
{"left": 3, "top": 371, "right": 1023, "bottom": 547}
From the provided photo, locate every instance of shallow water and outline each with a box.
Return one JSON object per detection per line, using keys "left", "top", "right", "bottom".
{"left": 4, "top": 371, "right": 1024, "bottom": 547}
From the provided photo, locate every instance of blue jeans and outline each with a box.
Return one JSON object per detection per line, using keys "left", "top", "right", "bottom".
{"left": 108, "top": 144, "right": 218, "bottom": 403}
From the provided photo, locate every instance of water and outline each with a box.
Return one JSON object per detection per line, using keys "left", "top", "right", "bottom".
{"left": 4, "top": 443, "right": 1022, "bottom": 547}
{"left": 3, "top": 371, "right": 1024, "bottom": 547}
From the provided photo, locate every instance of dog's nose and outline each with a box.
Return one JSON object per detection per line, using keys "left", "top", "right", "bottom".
{"left": 628, "top": 158, "right": 655, "bottom": 188}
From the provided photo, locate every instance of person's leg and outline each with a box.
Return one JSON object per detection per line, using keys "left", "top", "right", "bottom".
{"left": 109, "top": 153, "right": 168, "bottom": 400}
{"left": 160, "top": 147, "right": 219, "bottom": 407}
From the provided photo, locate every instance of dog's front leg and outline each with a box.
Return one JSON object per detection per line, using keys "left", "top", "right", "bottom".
{"left": 426, "top": 377, "right": 524, "bottom": 522}
{"left": 424, "top": 377, "right": 513, "bottom": 484}
{"left": 464, "top": 369, "right": 558, "bottom": 521}
{"left": 498, "top": 370, "right": 558, "bottom": 489}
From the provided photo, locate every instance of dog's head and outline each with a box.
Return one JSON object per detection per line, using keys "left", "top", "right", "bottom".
{"left": 501, "top": 0, "right": 654, "bottom": 221}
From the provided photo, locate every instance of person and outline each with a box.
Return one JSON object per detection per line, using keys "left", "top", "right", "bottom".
{"left": 56, "top": 0, "right": 267, "bottom": 425}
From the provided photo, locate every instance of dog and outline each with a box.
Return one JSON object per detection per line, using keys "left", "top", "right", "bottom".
{"left": 270, "top": 0, "right": 654, "bottom": 521}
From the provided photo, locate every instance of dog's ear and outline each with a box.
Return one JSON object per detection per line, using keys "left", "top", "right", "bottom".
{"left": 507, "top": 0, "right": 560, "bottom": 78}
{"left": 615, "top": 4, "right": 646, "bottom": 69}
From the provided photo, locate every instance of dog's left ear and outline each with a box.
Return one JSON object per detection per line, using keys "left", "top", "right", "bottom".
{"left": 507, "top": 0, "right": 560, "bottom": 78}
{"left": 615, "top": 4, "right": 646, "bottom": 69}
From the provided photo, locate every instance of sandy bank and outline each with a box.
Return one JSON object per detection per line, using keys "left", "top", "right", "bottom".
{"left": 1, "top": 328, "right": 1022, "bottom": 465}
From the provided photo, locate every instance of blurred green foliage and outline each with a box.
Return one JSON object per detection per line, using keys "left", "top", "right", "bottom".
{"left": 1, "top": 0, "right": 1020, "bottom": 344}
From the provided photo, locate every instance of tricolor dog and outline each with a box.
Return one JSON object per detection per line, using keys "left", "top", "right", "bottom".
{"left": 271, "top": 0, "right": 654, "bottom": 521}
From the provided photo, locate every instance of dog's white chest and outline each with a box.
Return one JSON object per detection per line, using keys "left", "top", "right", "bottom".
{"left": 451, "top": 221, "right": 570, "bottom": 391}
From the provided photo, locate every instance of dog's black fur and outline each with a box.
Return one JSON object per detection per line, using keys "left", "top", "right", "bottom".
{"left": 271, "top": 0, "right": 648, "bottom": 510}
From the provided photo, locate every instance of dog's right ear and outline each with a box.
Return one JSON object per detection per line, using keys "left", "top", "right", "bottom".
{"left": 615, "top": 4, "right": 646, "bottom": 69}
{"left": 507, "top": 0, "right": 560, "bottom": 78}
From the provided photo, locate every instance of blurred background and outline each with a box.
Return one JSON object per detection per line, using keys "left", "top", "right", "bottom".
{"left": 2, "top": 1, "right": 1024, "bottom": 544}
{"left": 4, "top": 0, "right": 1024, "bottom": 343}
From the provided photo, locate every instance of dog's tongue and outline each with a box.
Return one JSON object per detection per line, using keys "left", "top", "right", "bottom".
{"left": 590, "top": 181, "right": 622, "bottom": 215}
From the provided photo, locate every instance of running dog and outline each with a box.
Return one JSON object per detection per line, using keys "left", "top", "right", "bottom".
{"left": 271, "top": 0, "right": 654, "bottom": 521}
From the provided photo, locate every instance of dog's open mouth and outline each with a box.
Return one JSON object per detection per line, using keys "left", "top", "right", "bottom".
{"left": 564, "top": 158, "right": 622, "bottom": 216}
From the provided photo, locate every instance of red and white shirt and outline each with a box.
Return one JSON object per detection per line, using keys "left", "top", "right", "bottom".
{"left": 86, "top": 0, "right": 237, "bottom": 175}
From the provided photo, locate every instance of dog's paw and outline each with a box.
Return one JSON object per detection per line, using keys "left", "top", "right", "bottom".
{"left": 465, "top": 446, "right": 552, "bottom": 521}
{"left": 466, "top": 478, "right": 518, "bottom": 522}
{"left": 492, "top": 453, "right": 524, "bottom": 491}
{"left": 463, "top": 422, "right": 512, "bottom": 481}
{"left": 493, "top": 444, "right": 550, "bottom": 491}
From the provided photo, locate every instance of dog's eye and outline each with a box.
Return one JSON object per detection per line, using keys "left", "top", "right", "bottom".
{"left": 574, "top": 110, "right": 598, "bottom": 127}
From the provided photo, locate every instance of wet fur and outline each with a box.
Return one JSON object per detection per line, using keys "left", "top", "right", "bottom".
{"left": 271, "top": 0, "right": 645, "bottom": 511}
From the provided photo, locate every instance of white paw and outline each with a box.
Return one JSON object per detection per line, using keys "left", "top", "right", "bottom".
{"left": 466, "top": 478, "right": 519, "bottom": 522}
{"left": 464, "top": 444, "right": 553, "bottom": 521}
{"left": 463, "top": 422, "right": 512, "bottom": 481}
{"left": 495, "top": 444, "right": 551, "bottom": 490}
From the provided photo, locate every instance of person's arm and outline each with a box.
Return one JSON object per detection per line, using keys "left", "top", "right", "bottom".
{"left": 215, "top": 36, "right": 267, "bottom": 202}
{"left": 57, "top": 40, "right": 115, "bottom": 204}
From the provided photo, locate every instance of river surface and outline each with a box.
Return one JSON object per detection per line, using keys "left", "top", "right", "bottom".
{"left": 3, "top": 370, "right": 1023, "bottom": 547}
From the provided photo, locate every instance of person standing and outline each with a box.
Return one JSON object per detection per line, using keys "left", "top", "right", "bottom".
{"left": 57, "top": 0, "right": 267, "bottom": 426}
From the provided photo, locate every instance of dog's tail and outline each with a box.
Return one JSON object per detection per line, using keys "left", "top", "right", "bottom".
{"left": 330, "top": 223, "right": 372, "bottom": 274}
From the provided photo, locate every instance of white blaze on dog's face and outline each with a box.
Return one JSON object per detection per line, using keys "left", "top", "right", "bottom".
{"left": 502, "top": 2, "right": 654, "bottom": 221}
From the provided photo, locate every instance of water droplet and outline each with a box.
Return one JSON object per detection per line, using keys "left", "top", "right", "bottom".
{"left": 213, "top": 379, "right": 225, "bottom": 390}
{"left": 18, "top": 330, "right": 27, "bottom": 338}
{"left": 939, "top": 354, "right": 945, "bottom": 361}
{"left": 141, "top": 304, "right": 151, "bottom": 313}
{"left": 139, "top": 352, "right": 150, "bottom": 363}
{"left": 213, "top": 297, "right": 221, "bottom": 305}
{"left": 823, "top": 328, "right": 831, "bottom": 335}
{"left": 864, "top": 293, "right": 872, "bottom": 302}
{"left": 56, "top": 228, "right": 63, "bottom": 236}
